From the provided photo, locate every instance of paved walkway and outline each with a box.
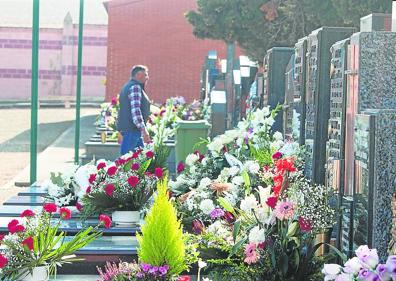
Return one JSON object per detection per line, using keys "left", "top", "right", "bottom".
{"left": 0, "top": 109, "right": 97, "bottom": 204}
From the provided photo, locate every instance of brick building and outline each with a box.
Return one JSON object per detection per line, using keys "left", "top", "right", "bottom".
{"left": 104, "top": 0, "right": 230, "bottom": 103}
{"left": 0, "top": 0, "right": 108, "bottom": 101}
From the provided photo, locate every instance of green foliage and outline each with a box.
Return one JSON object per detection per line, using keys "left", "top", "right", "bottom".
{"left": 187, "top": 0, "right": 391, "bottom": 61}
{"left": 137, "top": 179, "right": 186, "bottom": 276}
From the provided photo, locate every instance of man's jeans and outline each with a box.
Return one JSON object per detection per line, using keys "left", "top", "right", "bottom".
{"left": 120, "top": 131, "right": 143, "bottom": 155}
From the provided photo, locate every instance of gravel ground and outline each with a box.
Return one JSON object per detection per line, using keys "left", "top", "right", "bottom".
{"left": 0, "top": 108, "right": 99, "bottom": 203}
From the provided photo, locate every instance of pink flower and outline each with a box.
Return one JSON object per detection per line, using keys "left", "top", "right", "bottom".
{"left": 266, "top": 196, "right": 278, "bottom": 209}
{"left": 20, "top": 209, "right": 35, "bottom": 218}
{"left": 177, "top": 162, "right": 185, "bottom": 173}
{"left": 105, "top": 184, "right": 116, "bottom": 196}
{"left": 86, "top": 186, "right": 92, "bottom": 194}
{"left": 0, "top": 254, "right": 8, "bottom": 268}
{"left": 97, "top": 162, "right": 106, "bottom": 170}
{"left": 8, "top": 219, "right": 25, "bottom": 234}
{"left": 274, "top": 200, "right": 295, "bottom": 220}
{"left": 88, "top": 174, "right": 96, "bottom": 184}
{"left": 128, "top": 176, "right": 139, "bottom": 187}
{"left": 22, "top": 236, "right": 34, "bottom": 251}
{"left": 244, "top": 243, "right": 259, "bottom": 264}
{"left": 107, "top": 166, "right": 118, "bottom": 176}
{"left": 111, "top": 97, "right": 117, "bottom": 105}
{"left": 76, "top": 202, "right": 83, "bottom": 212}
{"left": 59, "top": 207, "right": 72, "bottom": 220}
{"left": 99, "top": 214, "right": 112, "bottom": 228}
{"left": 146, "top": 151, "right": 154, "bottom": 159}
{"left": 154, "top": 167, "right": 164, "bottom": 178}
{"left": 298, "top": 216, "right": 312, "bottom": 233}
{"left": 131, "top": 163, "right": 140, "bottom": 170}
{"left": 272, "top": 151, "right": 283, "bottom": 160}
{"left": 43, "top": 203, "right": 57, "bottom": 213}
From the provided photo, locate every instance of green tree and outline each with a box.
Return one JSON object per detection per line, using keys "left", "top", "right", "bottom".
{"left": 186, "top": 0, "right": 391, "bottom": 61}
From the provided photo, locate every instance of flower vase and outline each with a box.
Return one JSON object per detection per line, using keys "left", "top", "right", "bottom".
{"left": 111, "top": 210, "right": 140, "bottom": 226}
{"left": 19, "top": 266, "right": 49, "bottom": 281}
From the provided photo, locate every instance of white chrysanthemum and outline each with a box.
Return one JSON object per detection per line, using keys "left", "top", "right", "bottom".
{"left": 240, "top": 195, "right": 258, "bottom": 214}
{"left": 249, "top": 226, "right": 266, "bottom": 244}
{"left": 186, "top": 153, "right": 200, "bottom": 166}
{"left": 207, "top": 138, "right": 224, "bottom": 153}
{"left": 264, "top": 116, "right": 275, "bottom": 126}
{"left": 232, "top": 176, "right": 244, "bottom": 186}
{"left": 225, "top": 129, "right": 241, "bottom": 140}
{"left": 207, "top": 221, "right": 229, "bottom": 238}
{"left": 244, "top": 161, "right": 260, "bottom": 174}
{"left": 256, "top": 207, "right": 269, "bottom": 223}
{"left": 199, "top": 199, "right": 215, "bottom": 215}
{"left": 190, "top": 165, "right": 197, "bottom": 175}
{"left": 198, "top": 177, "right": 212, "bottom": 190}
{"left": 273, "top": 131, "right": 283, "bottom": 141}
{"left": 279, "top": 142, "right": 300, "bottom": 156}
{"left": 270, "top": 139, "right": 284, "bottom": 151}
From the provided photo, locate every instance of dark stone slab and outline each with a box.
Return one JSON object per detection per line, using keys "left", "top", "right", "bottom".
{"left": 3, "top": 196, "right": 44, "bottom": 206}
{"left": 18, "top": 186, "right": 48, "bottom": 197}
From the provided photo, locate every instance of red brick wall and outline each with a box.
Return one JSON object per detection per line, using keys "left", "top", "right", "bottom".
{"left": 105, "top": 0, "right": 231, "bottom": 103}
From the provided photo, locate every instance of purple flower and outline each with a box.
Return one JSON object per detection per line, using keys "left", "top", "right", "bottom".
{"left": 210, "top": 208, "right": 225, "bottom": 219}
{"left": 356, "top": 245, "right": 379, "bottom": 269}
{"left": 376, "top": 264, "right": 391, "bottom": 281}
{"left": 159, "top": 265, "right": 169, "bottom": 276}
{"left": 149, "top": 265, "right": 159, "bottom": 275}
{"left": 140, "top": 263, "right": 151, "bottom": 272}
{"left": 192, "top": 219, "right": 204, "bottom": 234}
{"left": 385, "top": 255, "right": 396, "bottom": 274}
{"left": 136, "top": 271, "right": 144, "bottom": 278}
{"left": 357, "top": 268, "right": 380, "bottom": 281}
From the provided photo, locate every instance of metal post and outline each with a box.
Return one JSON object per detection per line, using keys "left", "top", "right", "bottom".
{"left": 74, "top": 0, "right": 84, "bottom": 164}
{"left": 30, "top": 0, "right": 40, "bottom": 184}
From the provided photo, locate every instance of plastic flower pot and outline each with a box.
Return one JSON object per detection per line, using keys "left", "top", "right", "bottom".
{"left": 19, "top": 266, "right": 49, "bottom": 281}
{"left": 111, "top": 210, "right": 140, "bottom": 226}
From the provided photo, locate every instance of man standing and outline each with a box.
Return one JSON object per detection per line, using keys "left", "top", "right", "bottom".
{"left": 117, "top": 65, "right": 151, "bottom": 155}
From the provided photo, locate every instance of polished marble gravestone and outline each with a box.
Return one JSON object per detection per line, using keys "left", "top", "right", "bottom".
{"left": 353, "top": 109, "right": 396, "bottom": 260}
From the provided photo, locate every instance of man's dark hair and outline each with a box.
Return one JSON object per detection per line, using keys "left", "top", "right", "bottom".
{"left": 131, "top": 65, "right": 148, "bottom": 78}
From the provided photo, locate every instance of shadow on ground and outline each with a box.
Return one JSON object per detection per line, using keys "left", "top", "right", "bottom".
{"left": 0, "top": 115, "right": 97, "bottom": 152}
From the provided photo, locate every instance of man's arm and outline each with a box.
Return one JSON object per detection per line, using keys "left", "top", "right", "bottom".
{"left": 128, "top": 85, "right": 151, "bottom": 143}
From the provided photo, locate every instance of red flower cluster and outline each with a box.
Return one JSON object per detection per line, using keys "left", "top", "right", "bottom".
{"left": 20, "top": 209, "right": 35, "bottom": 218}
{"left": 177, "top": 162, "right": 185, "bottom": 173}
{"left": 8, "top": 219, "right": 25, "bottom": 234}
{"left": 22, "top": 236, "right": 34, "bottom": 251}
{"left": 88, "top": 174, "right": 96, "bottom": 184}
{"left": 177, "top": 276, "right": 191, "bottom": 281}
{"left": 154, "top": 167, "right": 163, "bottom": 178}
{"left": 59, "top": 207, "right": 72, "bottom": 220}
{"left": 298, "top": 216, "right": 313, "bottom": 233}
{"left": 146, "top": 151, "right": 154, "bottom": 159}
{"left": 105, "top": 184, "right": 116, "bottom": 197}
{"left": 99, "top": 214, "right": 112, "bottom": 229}
{"left": 43, "top": 203, "right": 57, "bottom": 214}
{"left": 275, "top": 158, "right": 296, "bottom": 174}
{"left": 128, "top": 176, "right": 139, "bottom": 187}
{"left": 0, "top": 254, "right": 8, "bottom": 268}
{"left": 131, "top": 163, "right": 140, "bottom": 171}
{"left": 107, "top": 166, "right": 118, "bottom": 176}
{"left": 97, "top": 162, "right": 106, "bottom": 170}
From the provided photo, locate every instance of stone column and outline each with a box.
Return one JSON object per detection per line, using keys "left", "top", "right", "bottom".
{"left": 60, "top": 12, "right": 75, "bottom": 98}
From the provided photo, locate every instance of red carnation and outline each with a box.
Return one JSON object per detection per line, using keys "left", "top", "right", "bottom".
{"left": 59, "top": 207, "right": 72, "bottom": 220}
{"left": 43, "top": 203, "right": 57, "bottom": 213}
{"left": 86, "top": 186, "right": 92, "bottom": 194}
{"left": 105, "top": 184, "right": 116, "bottom": 196}
{"left": 128, "top": 176, "right": 139, "bottom": 187}
{"left": 145, "top": 171, "right": 153, "bottom": 176}
{"left": 146, "top": 151, "right": 154, "bottom": 159}
{"left": 177, "top": 276, "right": 191, "bottom": 281}
{"left": 88, "top": 174, "right": 96, "bottom": 184}
{"left": 154, "top": 167, "right": 163, "bottom": 178}
{"left": 107, "top": 166, "right": 118, "bottom": 176}
{"left": 132, "top": 152, "right": 139, "bottom": 159}
{"left": 266, "top": 196, "right": 278, "bottom": 209}
{"left": 194, "top": 150, "right": 205, "bottom": 162}
{"left": 99, "top": 214, "right": 112, "bottom": 229}
{"left": 111, "top": 97, "right": 117, "bottom": 106}
{"left": 0, "top": 234, "right": 4, "bottom": 241}
{"left": 0, "top": 254, "right": 8, "bottom": 268}
{"left": 177, "top": 162, "right": 185, "bottom": 173}
{"left": 20, "top": 209, "right": 35, "bottom": 218}
{"left": 272, "top": 151, "right": 283, "bottom": 160}
{"left": 275, "top": 158, "right": 296, "bottom": 173}
{"left": 76, "top": 202, "right": 83, "bottom": 212}
{"left": 131, "top": 163, "right": 140, "bottom": 171}
{"left": 97, "top": 162, "right": 106, "bottom": 170}
{"left": 8, "top": 219, "right": 25, "bottom": 234}
{"left": 22, "top": 236, "right": 34, "bottom": 251}
{"left": 298, "top": 216, "right": 313, "bottom": 233}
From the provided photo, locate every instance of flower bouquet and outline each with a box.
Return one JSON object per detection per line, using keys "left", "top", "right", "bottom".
{"left": 42, "top": 162, "right": 97, "bottom": 208}
{"left": 322, "top": 245, "right": 396, "bottom": 281}
{"left": 81, "top": 149, "right": 163, "bottom": 225}
{"left": 0, "top": 203, "right": 107, "bottom": 280}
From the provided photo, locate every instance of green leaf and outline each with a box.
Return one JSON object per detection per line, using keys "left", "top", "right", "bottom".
{"left": 139, "top": 159, "right": 152, "bottom": 175}
{"left": 230, "top": 237, "right": 247, "bottom": 257}
{"left": 241, "top": 170, "right": 251, "bottom": 193}
{"left": 217, "top": 197, "right": 235, "bottom": 214}
{"left": 281, "top": 254, "right": 289, "bottom": 275}
{"left": 232, "top": 220, "right": 241, "bottom": 243}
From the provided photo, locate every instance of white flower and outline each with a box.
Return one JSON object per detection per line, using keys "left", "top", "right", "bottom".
{"left": 344, "top": 257, "right": 362, "bottom": 274}
{"left": 240, "top": 195, "right": 258, "bottom": 214}
{"left": 279, "top": 141, "right": 299, "bottom": 156}
{"left": 190, "top": 165, "right": 197, "bottom": 175}
{"left": 198, "top": 260, "right": 207, "bottom": 268}
{"left": 248, "top": 226, "right": 265, "bottom": 244}
{"left": 256, "top": 207, "right": 269, "bottom": 223}
{"left": 270, "top": 139, "right": 284, "bottom": 151}
{"left": 200, "top": 199, "right": 215, "bottom": 215}
{"left": 225, "top": 129, "right": 240, "bottom": 140}
{"left": 264, "top": 116, "right": 275, "bottom": 126}
{"left": 206, "top": 221, "right": 229, "bottom": 238}
{"left": 273, "top": 131, "right": 283, "bottom": 141}
{"left": 232, "top": 176, "right": 244, "bottom": 186}
{"left": 186, "top": 153, "right": 199, "bottom": 166}
{"left": 201, "top": 157, "right": 208, "bottom": 166}
{"left": 322, "top": 264, "right": 342, "bottom": 281}
{"left": 202, "top": 278, "right": 212, "bottom": 281}
{"left": 46, "top": 180, "right": 63, "bottom": 197}
{"left": 207, "top": 138, "right": 223, "bottom": 153}
{"left": 229, "top": 166, "right": 240, "bottom": 177}
{"left": 244, "top": 161, "right": 260, "bottom": 174}
{"left": 198, "top": 177, "right": 212, "bottom": 190}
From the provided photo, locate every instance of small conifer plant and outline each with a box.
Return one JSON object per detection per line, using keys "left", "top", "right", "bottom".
{"left": 137, "top": 178, "right": 186, "bottom": 277}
